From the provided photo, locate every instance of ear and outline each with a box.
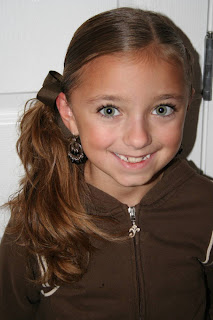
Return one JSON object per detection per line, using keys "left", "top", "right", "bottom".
{"left": 56, "top": 92, "right": 79, "bottom": 135}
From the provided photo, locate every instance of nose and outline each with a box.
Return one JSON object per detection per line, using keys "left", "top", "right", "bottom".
{"left": 123, "top": 117, "right": 152, "bottom": 149}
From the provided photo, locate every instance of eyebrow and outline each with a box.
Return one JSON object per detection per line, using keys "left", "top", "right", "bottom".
{"left": 86, "top": 95, "right": 125, "bottom": 104}
{"left": 86, "top": 93, "right": 185, "bottom": 104}
{"left": 156, "top": 94, "right": 185, "bottom": 102}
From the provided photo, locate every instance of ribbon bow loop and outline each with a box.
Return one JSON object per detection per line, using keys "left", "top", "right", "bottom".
{"left": 37, "top": 71, "right": 63, "bottom": 108}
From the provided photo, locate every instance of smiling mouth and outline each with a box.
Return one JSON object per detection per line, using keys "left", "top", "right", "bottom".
{"left": 114, "top": 153, "right": 151, "bottom": 163}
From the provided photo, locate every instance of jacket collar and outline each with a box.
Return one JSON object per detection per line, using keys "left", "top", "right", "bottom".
{"left": 82, "top": 158, "right": 195, "bottom": 216}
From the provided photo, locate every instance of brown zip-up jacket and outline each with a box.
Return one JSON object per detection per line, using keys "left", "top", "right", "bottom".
{"left": 1, "top": 158, "right": 213, "bottom": 319}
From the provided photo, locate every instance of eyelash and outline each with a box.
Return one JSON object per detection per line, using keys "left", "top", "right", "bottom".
{"left": 97, "top": 103, "right": 177, "bottom": 119}
{"left": 152, "top": 103, "right": 176, "bottom": 117}
{"left": 97, "top": 104, "right": 120, "bottom": 118}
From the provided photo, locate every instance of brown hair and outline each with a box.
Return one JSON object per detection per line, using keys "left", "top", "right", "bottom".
{"left": 6, "top": 7, "right": 194, "bottom": 285}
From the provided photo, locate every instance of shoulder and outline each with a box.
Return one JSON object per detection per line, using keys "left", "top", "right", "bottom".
{"left": 0, "top": 230, "right": 29, "bottom": 276}
{"left": 163, "top": 158, "right": 213, "bottom": 196}
{"left": 142, "top": 158, "right": 213, "bottom": 207}
{"left": 0, "top": 231, "right": 41, "bottom": 311}
{"left": 0, "top": 233, "right": 40, "bottom": 318}
{"left": 179, "top": 160, "right": 213, "bottom": 200}
{"left": 168, "top": 160, "right": 213, "bottom": 227}
{"left": 0, "top": 228, "right": 40, "bottom": 289}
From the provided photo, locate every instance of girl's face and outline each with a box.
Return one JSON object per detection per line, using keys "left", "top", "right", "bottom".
{"left": 59, "top": 52, "right": 190, "bottom": 201}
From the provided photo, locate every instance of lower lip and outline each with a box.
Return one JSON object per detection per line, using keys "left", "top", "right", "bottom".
{"left": 113, "top": 153, "right": 154, "bottom": 169}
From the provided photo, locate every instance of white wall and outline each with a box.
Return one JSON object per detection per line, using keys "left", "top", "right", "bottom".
{"left": 0, "top": 0, "right": 212, "bottom": 238}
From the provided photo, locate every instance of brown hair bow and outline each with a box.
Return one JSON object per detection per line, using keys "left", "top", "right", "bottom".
{"left": 37, "top": 71, "right": 63, "bottom": 108}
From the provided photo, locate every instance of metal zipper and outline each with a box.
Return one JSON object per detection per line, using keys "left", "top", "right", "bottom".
{"left": 128, "top": 206, "right": 140, "bottom": 238}
{"left": 128, "top": 206, "right": 142, "bottom": 319}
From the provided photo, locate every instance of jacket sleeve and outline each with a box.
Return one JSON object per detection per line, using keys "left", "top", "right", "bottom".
{"left": 0, "top": 232, "right": 40, "bottom": 320}
{"left": 203, "top": 231, "right": 213, "bottom": 320}
{"left": 204, "top": 262, "right": 213, "bottom": 319}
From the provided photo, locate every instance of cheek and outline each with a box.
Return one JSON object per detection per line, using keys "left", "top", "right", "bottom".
{"left": 79, "top": 124, "right": 115, "bottom": 151}
{"left": 163, "top": 134, "right": 182, "bottom": 149}
{"left": 157, "top": 121, "right": 184, "bottom": 148}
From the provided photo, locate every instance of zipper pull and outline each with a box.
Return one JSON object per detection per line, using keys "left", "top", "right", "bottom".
{"left": 128, "top": 206, "right": 140, "bottom": 238}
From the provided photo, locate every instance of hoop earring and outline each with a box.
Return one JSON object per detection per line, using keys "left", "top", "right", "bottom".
{"left": 68, "top": 136, "right": 86, "bottom": 164}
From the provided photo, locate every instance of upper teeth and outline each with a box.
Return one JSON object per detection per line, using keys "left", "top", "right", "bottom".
{"left": 115, "top": 153, "right": 150, "bottom": 163}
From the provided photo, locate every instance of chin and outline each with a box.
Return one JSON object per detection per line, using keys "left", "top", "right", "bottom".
{"left": 117, "top": 176, "right": 152, "bottom": 188}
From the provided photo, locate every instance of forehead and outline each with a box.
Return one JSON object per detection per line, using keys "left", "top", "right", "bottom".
{"left": 70, "top": 51, "right": 187, "bottom": 103}
{"left": 78, "top": 46, "right": 185, "bottom": 77}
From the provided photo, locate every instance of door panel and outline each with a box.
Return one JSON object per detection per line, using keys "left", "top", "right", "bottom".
{"left": 0, "top": 0, "right": 117, "bottom": 93}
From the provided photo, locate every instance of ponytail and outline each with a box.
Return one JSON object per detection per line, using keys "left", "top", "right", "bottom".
{"left": 7, "top": 100, "right": 116, "bottom": 285}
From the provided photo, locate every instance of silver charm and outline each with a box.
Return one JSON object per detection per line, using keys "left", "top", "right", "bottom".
{"left": 68, "top": 136, "right": 85, "bottom": 164}
{"left": 129, "top": 223, "right": 140, "bottom": 238}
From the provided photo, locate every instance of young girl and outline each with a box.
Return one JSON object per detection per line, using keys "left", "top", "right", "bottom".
{"left": 0, "top": 7, "right": 213, "bottom": 320}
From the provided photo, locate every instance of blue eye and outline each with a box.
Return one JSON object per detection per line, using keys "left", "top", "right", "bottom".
{"left": 152, "top": 105, "right": 175, "bottom": 116}
{"left": 99, "top": 105, "right": 120, "bottom": 117}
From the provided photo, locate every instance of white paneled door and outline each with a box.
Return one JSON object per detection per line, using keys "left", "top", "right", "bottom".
{"left": 0, "top": 0, "right": 212, "bottom": 237}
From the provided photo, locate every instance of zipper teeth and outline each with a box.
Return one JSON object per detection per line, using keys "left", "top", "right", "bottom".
{"left": 128, "top": 206, "right": 142, "bottom": 318}
{"left": 134, "top": 236, "right": 141, "bottom": 319}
